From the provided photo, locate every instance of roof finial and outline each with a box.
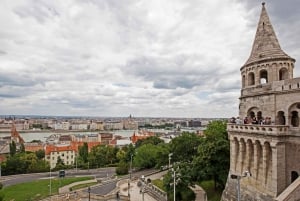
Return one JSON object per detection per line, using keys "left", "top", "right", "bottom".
{"left": 262, "top": 2, "right": 265, "bottom": 6}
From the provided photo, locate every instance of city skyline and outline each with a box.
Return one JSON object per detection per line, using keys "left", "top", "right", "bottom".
{"left": 1, "top": 0, "right": 300, "bottom": 118}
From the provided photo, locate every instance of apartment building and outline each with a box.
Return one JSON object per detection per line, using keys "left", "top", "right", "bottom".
{"left": 45, "top": 144, "right": 76, "bottom": 169}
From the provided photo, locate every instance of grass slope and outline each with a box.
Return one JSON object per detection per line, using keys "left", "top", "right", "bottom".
{"left": 2, "top": 176, "right": 92, "bottom": 201}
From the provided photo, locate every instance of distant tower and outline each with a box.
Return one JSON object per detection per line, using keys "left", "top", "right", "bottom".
{"left": 11, "top": 123, "right": 25, "bottom": 144}
{"left": 222, "top": 3, "right": 300, "bottom": 201}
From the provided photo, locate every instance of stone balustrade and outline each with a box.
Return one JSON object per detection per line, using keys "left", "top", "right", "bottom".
{"left": 227, "top": 123, "right": 289, "bottom": 136}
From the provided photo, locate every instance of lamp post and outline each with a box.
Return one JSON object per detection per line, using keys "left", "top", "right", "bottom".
{"left": 130, "top": 154, "right": 133, "bottom": 180}
{"left": 49, "top": 167, "right": 52, "bottom": 198}
{"left": 128, "top": 153, "right": 133, "bottom": 198}
{"left": 88, "top": 186, "right": 91, "bottom": 201}
{"left": 173, "top": 168, "right": 176, "bottom": 201}
{"left": 168, "top": 153, "right": 173, "bottom": 169}
{"left": 230, "top": 171, "right": 251, "bottom": 201}
{"left": 171, "top": 167, "right": 181, "bottom": 201}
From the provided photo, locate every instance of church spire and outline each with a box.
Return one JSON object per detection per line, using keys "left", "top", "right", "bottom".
{"left": 244, "top": 2, "right": 293, "bottom": 66}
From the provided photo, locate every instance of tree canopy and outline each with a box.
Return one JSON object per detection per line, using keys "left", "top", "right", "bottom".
{"left": 169, "top": 132, "right": 201, "bottom": 163}
{"left": 193, "top": 120, "right": 229, "bottom": 189}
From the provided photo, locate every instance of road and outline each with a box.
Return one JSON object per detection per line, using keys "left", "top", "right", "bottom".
{"left": 0, "top": 167, "right": 115, "bottom": 187}
{"left": 1, "top": 167, "right": 160, "bottom": 200}
{"left": 83, "top": 168, "right": 159, "bottom": 196}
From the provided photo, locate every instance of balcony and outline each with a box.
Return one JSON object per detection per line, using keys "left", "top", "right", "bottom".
{"left": 227, "top": 123, "right": 289, "bottom": 136}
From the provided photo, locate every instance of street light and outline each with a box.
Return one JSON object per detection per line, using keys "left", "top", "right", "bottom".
{"left": 128, "top": 153, "right": 133, "bottom": 198}
{"left": 171, "top": 168, "right": 180, "bottom": 201}
{"left": 140, "top": 175, "right": 146, "bottom": 201}
{"left": 49, "top": 167, "right": 52, "bottom": 198}
{"left": 168, "top": 153, "right": 173, "bottom": 169}
{"left": 130, "top": 154, "right": 133, "bottom": 180}
{"left": 88, "top": 186, "right": 91, "bottom": 201}
{"left": 173, "top": 168, "right": 176, "bottom": 201}
{"left": 230, "top": 171, "right": 251, "bottom": 201}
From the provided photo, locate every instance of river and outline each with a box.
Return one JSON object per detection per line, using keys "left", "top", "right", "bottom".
{"left": 0, "top": 130, "right": 137, "bottom": 142}
{"left": 0, "top": 128, "right": 203, "bottom": 142}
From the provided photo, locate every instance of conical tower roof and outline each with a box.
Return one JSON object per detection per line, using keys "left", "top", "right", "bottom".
{"left": 244, "top": 2, "right": 293, "bottom": 67}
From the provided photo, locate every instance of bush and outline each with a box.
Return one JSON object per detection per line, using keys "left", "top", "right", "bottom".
{"left": 116, "top": 162, "right": 129, "bottom": 175}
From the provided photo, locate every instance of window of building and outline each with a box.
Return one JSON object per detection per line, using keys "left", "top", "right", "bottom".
{"left": 257, "top": 111, "right": 262, "bottom": 121}
{"left": 279, "top": 68, "right": 288, "bottom": 80}
{"left": 291, "top": 111, "right": 299, "bottom": 127}
{"left": 277, "top": 111, "right": 286, "bottom": 125}
{"left": 248, "top": 72, "right": 255, "bottom": 86}
{"left": 260, "top": 69, "right": 268, "bottom": 84}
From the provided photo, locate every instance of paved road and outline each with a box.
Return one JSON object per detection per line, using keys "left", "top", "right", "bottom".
{"left": 0, "top": 167, "right": 115, "bottom": 187}
{"left": 84, "top": 180, "right": 118, "bottom": 196}
{"left": 85, "top": 168, "right": 158, "bottom": 196}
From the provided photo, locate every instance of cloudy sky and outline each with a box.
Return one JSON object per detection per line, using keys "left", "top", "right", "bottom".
{"left": 0, "top": 0, "right": 300, "bottom": 118}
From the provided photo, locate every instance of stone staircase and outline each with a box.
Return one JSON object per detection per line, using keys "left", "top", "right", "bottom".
{"left": 276, "top": 177, "right": 300, "bottom": 201}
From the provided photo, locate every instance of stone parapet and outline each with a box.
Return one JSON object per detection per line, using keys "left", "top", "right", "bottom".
{"left": 227, "top": 124, "right": 289, "bottom": 136}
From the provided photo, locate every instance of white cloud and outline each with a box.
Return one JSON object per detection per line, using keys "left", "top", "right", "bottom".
{"left": 0, "top": 0, "right": 299, "bottom": 118}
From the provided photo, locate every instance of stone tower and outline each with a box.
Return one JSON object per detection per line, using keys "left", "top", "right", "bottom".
{"left": 222, "top": 3, "right": 300, "bottom": 201}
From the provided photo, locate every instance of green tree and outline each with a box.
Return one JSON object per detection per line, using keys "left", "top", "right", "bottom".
{"left": 3, "top": 154, "right": 27, "bottom": 175}
{"left": 169, "top": 132, "right": 201, "bottom": 163}
{"left": 88, "top": 145, "right": 117, "bottom": 168}
{"left": 124, "top": 144, "right": 135, "bottom": 163}
{"left": 163, "top": 163, "right": 195, "bottom": 201}
{"left": 134, "top": 144, "right": 157, "bottom": 168}
{"left": 116, "top": 149, "right": 126, "bottom": 162}
{"left": 193, "top": 120, "right": 229, "bottom": 189}
{"left": 135, "top": 136, "right": 164, "bottom": 148}
{"left": 35, "top": 149, "right": 45, "bottom": 160}
{"left": 55, "top": 156, "right": 66, "bottom": 170}
{"left": 134, "top": 143, "right": 166, "bottom": 169}
{"left": 79, "top": 142, "right": 89, "bottom": 163}
{"left": 9, "top": 141, "right": 16, "bottom": 156}
{"left": 155, "top": 143, "right": 170, "bottom": 168}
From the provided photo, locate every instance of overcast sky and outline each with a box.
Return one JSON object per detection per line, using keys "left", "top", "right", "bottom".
{"left": 0, "top": 0, "right": 300, "bottom": 118}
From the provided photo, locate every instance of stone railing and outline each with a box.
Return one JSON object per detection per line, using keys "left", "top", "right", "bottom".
{"left": 275, "top": 177, "right": 300, "bottom": 201}
{"left": 241, "top": 83, "right": 272, "bottom": 96}
{"left": 145, "top": 183, "right": 168, "bottom": 201}
{"left": 227, "top": 123, "right": 289, "bottom": 136}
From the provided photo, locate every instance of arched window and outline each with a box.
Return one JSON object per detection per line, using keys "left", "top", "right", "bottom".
{"left": 291, "top": 111, "right": 299, "bottom": 127}
{"left": 242, "top": 75, "right": 245, "bottom": 88}
{"left": 250, "top": 111, "right": 255, "bottom": 119}
{"left": 248, "top": 72, "right": 255, "bottom": 86}
{"left": 277, "top": 111, "right": 286, "bottom": 125}
{"left": 257, "top": 111, "right": 262, "bottom": 121}
{"left": 279, "top": 68, "right": 289, "bottom": 80}
{"left": 291, "top": 171, "right": 299, "bottom": 183}
{"left": 260, "top": 70, "right": 268, "bottom": 84}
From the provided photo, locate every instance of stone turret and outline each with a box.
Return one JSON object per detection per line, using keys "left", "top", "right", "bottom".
{"left": 222, "top": 3, "right": 300, "bottom": 201}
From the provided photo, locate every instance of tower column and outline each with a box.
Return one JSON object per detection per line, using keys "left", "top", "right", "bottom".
{"left": 253, "top": 141, "right": 260, "bottom": 180}
{"left": 262, "top": 143, "right": 268, "bottom": 185}
{"left": 238, "top": 140, "right": 246, "bottom": 174}
{"left": 271, "top": 143, "right": 286, "bottom": 196}
{"left": 230, "top": 138, "right": 238, "bottom": 172}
